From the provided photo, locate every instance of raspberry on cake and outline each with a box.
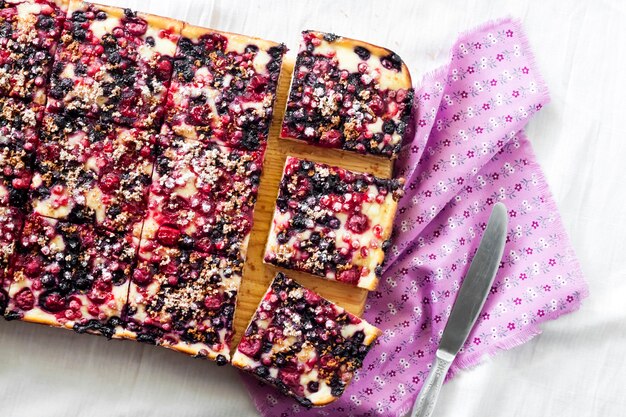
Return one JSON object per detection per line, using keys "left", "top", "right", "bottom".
{"left": 46, "top": 0, "right": 183, "bottom": 129}
{"left": 125, "top": 242, "right": 242, "bottom": 364}
{"left": 232, "top": 272, "right": 381, "bottom": 407}
{"left": 0, "top": 0, "right": 68, "bottom": 104}
{"left": 138, "top": 128, "right": 262, "bottom": 258}
{"left": 0, "top": 96, "right": 43, "bottom": 208}
{"left": 165, "top": 24, "right": 286, "bottom": 151}
{"left": 0, "top": 206, "right": 23, "bottom": 315}
{"left": 281, "top": 30, "right": 413, "bottom": 159}
{"left": 4, "top": 213, "right": 136, "bottom": 338}
{"left": 264, "top": 157, "right": 404, "bottom": 290}
{"left": 30, "top": 112, "right": 156, "bottom": 233}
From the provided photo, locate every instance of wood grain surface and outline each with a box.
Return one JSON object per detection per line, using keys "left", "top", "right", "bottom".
{"left": 232, "top": 56, "right": 393, "bottom": 351}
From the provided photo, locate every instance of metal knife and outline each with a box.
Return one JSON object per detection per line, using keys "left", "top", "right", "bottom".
{"left": 410, "top": 202, "right": 508, "bottom": 417}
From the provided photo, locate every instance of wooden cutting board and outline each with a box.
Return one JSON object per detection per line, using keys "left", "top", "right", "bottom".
{"left": 232, "top": 56, "right": 394, "bottom": 350}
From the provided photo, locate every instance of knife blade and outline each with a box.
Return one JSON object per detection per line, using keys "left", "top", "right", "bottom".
{"left": 410, "top": 202, "right": 508, "bottom": 417}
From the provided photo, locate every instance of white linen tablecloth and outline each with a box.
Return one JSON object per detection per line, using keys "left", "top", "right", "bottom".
{"left": 1, "top": 1, "right": 624, "bottom": 416}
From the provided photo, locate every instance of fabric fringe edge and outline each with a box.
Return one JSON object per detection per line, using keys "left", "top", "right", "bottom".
{"left": 454, "top": 16, "right": 551, "bottom": 107}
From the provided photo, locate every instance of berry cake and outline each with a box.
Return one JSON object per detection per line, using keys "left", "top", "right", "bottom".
{"left": 165, "top": 24, "right": 286, "bottom": 151}
{"left": 4, "top": 213, "right": 136, "bottom": 338}
{"left": 0, "top": 0, "right": 68, "bottom": 104}
{"left": 125, "top": 242, "right": 242, "bottom": 364}
{"left": 0, "top": 96, "right": 43, "bottom": 208}
{"left": 0, "top": 206, "right": 23, "bottom": 315}
{"left": 281, "top": 30, "right": 413, "bottom": 159}
{"left": 232, "top": 273, "right": 381, "bottom": 407}
{"left": 138, "top": 129, "right": 262, "bottom": 258}
{"left": 30, "top": 112, "right": 156, "bottom": 233}
{"left": 264, "top": 157, "right": 404, "bottom": 290}
{"left": 46, "top": 0, "right": 183, "bottom": 129}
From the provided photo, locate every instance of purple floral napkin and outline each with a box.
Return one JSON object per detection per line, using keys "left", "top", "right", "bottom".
{"left": 244, "top": 18, "right": 588, "bottom": 417}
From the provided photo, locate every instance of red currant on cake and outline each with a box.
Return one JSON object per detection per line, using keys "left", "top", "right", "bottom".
{"left": 281, "top": 30, "right": 413, "bottom": 159}
{"left": 165, "top": 25, "right": 286, "bottom": 151}
{"left": 0, "top": 0, "right": 68, "bottom": 104}
{"left": 264, "top": 157, "right": 404, "bottom": 290}
{"left": 46, "top": 0, "right": 183, "bottom": 129}
{"left": 138, "top": 128, "right": 262, "bottom": 258}
{"left": 0, "top": 96, "right": 43, "bottom": 208}
{"left": 30, "top": 112, "right": 156, "bottom": 233}
{"left": 232, "top": 272, "right": 381, "bottom": 407}
{"left": 4, "top": 213, "right": 136, "bottom": 338}
{"left": 125, "top": 241, "right": 242, "bottom": 364}
{"left": 0, "top": 206, "right": 23, "bottom": 315}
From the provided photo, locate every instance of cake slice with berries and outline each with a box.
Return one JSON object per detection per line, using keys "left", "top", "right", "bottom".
{"left": 232, "top": 273, "right": 381, "bottom": 407}
{"left": 0, "top": 97, "right": 43, "bottom": 208}
{"left": 3, "top": 213, "right": 136, "bottom": 338}
{"left": 281, "top": 30, "right": 413, "bottom": 159}
{"left": 30, "top": 112, "right": 156, "bottom": 233}
{"left": 0, "top": 0, "right": 68, "bottom": 104}
{"left": 264, "top": 157, "right": 404, "bottom": 290}
{"left": 46, "top": 0, "right": 182, "bottom": 129}
{"left": 164, "top": 25, "right": 286, "bottom": 151}
{"left": 138, "top": 129, "right": 262, "bottom": 258}
{"left": 125, "top": 241, "right": 242, "bottom": 364}
{"left": 0, "top": 206, "right": 23, "bottom": 315}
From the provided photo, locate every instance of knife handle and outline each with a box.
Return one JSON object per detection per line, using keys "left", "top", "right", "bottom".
{"left": 410, "top": 352, "right": 453, "bottom": 417}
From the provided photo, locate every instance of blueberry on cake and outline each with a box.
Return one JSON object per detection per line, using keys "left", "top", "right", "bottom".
{"left": 264, "top": 156, "right": 404, "bottom": 290}
{"left": 0, "top": 0, "right": 68, "bottom": 104}
{"left": 0, "top": 205, "right": 23, "bottom": 315}
{"left": 4, "top": 213, "right": 136, "bottom": 338}
{"left": 138, "top": 129, "right": 263, "bottom": 258}
{"left": 125, "top": 241, "right": 242, "bottom": 364}
{"left": 166, "top": 25, "right": 286, "bottom": 151}
{"left": 0, "top": 96, "right": 43, "bottom": 208}
{"left": 232, "top": 272, "right": 381, "bottom": 407}
{"left": 281, "top": 30, "right": 413, "bottom": 158}
{"left": 46, "top": 0, "right": 183, "bottom": 129}
{"left": 30, "top": 112, "right": 156, "bottom": 233}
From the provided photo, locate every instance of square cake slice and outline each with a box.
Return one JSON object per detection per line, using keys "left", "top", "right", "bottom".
{"left": 138, "top": 129, "right": 262, "bottom": 258}
{"left": 30, "top": 112, "right": 156, "bottom": 233}
{"left": 46, "top": 0, "right": 182, "bottom": 129}
{"left": 264, "top": 157, "right": 404, "bottom": 290}
{"left": 0, "top": 205, "right": 23, "bottom": 315}
{"left": 4, "top": 213, "right": 136, "bottom": 338}
{"left": 125, "top": 242, "right": 242, "bottom": 364}
{"left": 0, "top": 96, "right": 43, "bottom": 208}
{"left": 0, "top": 0, "right": 68, "bottom": 103}
{"left": 281, "top": 30, "right": 413, "bottom": 159}
{"left": 165, "top": 25, "right": 286, "bottom": 151}
{"left": 232, "top": 272, "right": 381, "bottom": 407}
